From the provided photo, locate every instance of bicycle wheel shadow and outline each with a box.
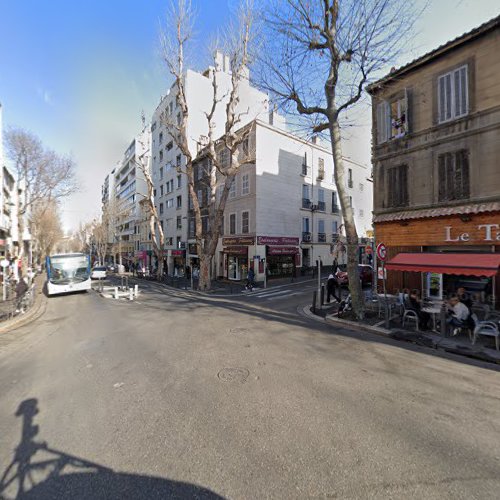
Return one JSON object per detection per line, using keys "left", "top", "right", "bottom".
{"left": 0, "top": 398, "right": 224, "bottom": 500}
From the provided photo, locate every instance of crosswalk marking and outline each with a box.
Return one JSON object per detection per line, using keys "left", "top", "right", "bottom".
{"left": 251, "top": 289, "right": 290, "bottom": 298}
{"left": 266, "top": 292, "right": 301, "bottom": 301}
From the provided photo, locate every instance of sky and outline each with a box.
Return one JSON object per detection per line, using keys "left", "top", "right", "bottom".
{"left": 0, "top": 0, "right": 499, "bottom": 232}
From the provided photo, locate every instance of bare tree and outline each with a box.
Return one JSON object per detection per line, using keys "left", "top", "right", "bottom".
{"left": 31, "top": 200, "right": 64, "bottom": 261}
{"left": 4, "top": 128, "right": 77, "bottom": 270}
{"left": 257, "top": 0, "right": 419, "bottom": 319}
{"left": 89, "top": 219, "right": 108, "bottom": 265}
{"left": 161, "top": 0, "right": 258, "bottom": 290}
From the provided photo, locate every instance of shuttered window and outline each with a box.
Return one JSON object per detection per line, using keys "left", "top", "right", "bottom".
{"left": 438, "top": 65, "right": 468, "bottom": 123}
{"left": 438, "top": 150, "right": 470, "bottom": 202}
{"left": 387, "top": 165, "right": 409, "bottom": 208}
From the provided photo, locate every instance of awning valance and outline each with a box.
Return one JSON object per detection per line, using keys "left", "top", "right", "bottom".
{"left": 385, "top": 253, "right": 500, "bottom": 277}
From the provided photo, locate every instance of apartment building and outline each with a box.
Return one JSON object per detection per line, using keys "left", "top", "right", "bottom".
{"left": 189, "top": 118, "right": 372, "bottom": 282}
{"left": 150, "top": 51, "right": 269, "bottom": 274}
{"left": 112, "top": 130, "right": 149, "bottom": 265}
{"left": 367, "top": 15, "right": 500, "bottom": 303}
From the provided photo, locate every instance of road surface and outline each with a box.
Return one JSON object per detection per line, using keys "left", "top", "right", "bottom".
{"left": 0, "top": 284, "right": 499, "bottom": 499}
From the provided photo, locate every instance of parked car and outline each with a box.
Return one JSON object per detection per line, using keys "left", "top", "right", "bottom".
{"left": 91, "top": 266, "right": 107, "bottom": 280}
{"left": 337, "top": 265, "right": 373, "bottom": 286}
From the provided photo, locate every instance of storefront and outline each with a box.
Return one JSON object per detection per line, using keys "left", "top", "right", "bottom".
{"left": 266, "top": 246, "right": 300, "bottom": 278}
{"left": 221, "top": 237, "right": 254, "bottom": 281}
{"left": 170, "top": 249, "right": 186, "bottom": 276}
{"left": 376, "top": 210, "right": 500, "bottom": 308}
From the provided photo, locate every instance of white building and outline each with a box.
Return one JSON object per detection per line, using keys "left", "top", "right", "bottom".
{"left": 150, "top": 51, "right": 270, "bottom": 274}
{"left": 190, "top": 118, "right": 373, "bottom": 282}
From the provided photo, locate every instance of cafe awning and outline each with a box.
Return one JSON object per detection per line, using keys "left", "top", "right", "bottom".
{"left": 385, "top": 253, "right": 500, "bottom": 277}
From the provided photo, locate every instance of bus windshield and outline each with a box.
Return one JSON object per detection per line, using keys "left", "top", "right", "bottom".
{"left": 49, "top": 255, "right": 90, "bottom": 284}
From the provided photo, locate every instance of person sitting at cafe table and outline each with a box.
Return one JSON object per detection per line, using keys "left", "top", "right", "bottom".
{"left": 408, "top": 290, "right": 430, "bottom": 330}
{"left": 447, "top": 295, "right": 470, "bottom": 336}
{"left": 456, "top": 286, "right": 473, "bottom": 310}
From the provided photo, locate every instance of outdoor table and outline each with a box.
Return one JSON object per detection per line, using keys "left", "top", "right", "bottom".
{"left": 422, "top": 304, "right": 442, "bottom": 332}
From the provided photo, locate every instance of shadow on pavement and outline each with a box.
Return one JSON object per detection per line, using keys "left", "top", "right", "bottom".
{"left": 0, "top": 398, "right": 224, "bottom": 500}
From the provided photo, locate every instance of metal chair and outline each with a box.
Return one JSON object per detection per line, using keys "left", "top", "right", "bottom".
{"left": 400, "top": 296, "right": 419, "bottom": 331}
{"left": 470, "top": 313, "right": 500, "bottom": 351}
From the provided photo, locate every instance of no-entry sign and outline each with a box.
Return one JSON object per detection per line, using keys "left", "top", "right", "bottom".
{"left": 376, "top": 243, "right": 387, "bottom": 262}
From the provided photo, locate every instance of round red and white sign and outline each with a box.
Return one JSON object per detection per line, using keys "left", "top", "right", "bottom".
{"left": 376, "top": 243, "right": 387, "bottom": 261}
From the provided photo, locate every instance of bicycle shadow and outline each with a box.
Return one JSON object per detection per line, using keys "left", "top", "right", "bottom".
{"left": 0, "top": 398, "right": 224, "bottom": 500}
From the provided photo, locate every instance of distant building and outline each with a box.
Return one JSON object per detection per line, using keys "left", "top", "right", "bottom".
{"left": 189, "top": 118, "right": 372, "bottom": 282}
{"left": 367, "top": 15, "right": 500, "bottom": 303}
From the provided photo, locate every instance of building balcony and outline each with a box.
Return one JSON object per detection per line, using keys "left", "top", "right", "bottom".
{"left": 317, "top": 201, "right": 326, "bottom": 212}
{"left": 302, "top": 198, "right": 311, "bottom": 209}
{"left": 348, "top": 180, "right": 353, "bottom": 188}
{"left": 331, "top": 205, "right": 340, "bottom": 214}
{"left": 318, "top": 233, "right": 326, "bottom": 243}
{"left": 302, "top": 232, "right": 311, "bottom": 242}
{"left": 331, "top": 233, "right": 339, "bottom": 242}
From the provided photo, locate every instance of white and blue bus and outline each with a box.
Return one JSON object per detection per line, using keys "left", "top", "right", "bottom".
{"left": 46, "top": 253, "right": 91, "bottom": 296}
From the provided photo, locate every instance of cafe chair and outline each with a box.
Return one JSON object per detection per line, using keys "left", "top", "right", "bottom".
{"left": 470, "top": 313, "right": 500, "bottom": 351}
{"left": 399, "top": 295, "right": 419, "bottom": 331}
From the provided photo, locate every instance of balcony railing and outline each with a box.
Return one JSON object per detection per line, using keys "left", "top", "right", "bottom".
{"left": 331, "top": 233, "right": 339, "bottom": 242}
{"left": 301, "top": 164, "right": 309, "bottom": 176}
{"left": 317, "top": 201, "right": 326, "bottom": 212}
{"left": 318, "top": 233, "right": 326, "bottom": 243}
{"left": 302, "top": 198, "right": 311, "bottom": 209}
{"left": 331, "top": 205, "right": 340, "bottom": 214}
{"left": 302, "top": 232, "right": 311, "bottom": 242}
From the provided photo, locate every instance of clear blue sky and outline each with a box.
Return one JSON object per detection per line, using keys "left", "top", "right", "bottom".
{"left": 0, "top": 0, "right": 498, "bottom": 230}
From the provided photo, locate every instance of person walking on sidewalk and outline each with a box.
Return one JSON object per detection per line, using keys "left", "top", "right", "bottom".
{"left": 246, "top": 268, "right": 255, "bottom": 291}
{"left": 326, "top": 273, "right": 340, "bottom": 303}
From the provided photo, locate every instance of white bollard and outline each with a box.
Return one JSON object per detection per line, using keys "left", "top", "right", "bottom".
{"left": 114, "top": 287, "right": 119, "bottom": 299}
{"left": 129, "top": 287, "right": 133, "bottom": 301}
{"left": 134, "top": 284, "right": 139, "bottom": 297}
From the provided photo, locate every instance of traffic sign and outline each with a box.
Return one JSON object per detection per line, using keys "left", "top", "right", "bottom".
{"left": 376, "top": 243, "right": 387, "bottom": 261}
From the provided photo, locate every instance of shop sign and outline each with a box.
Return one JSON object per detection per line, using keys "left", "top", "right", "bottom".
{"left": 135, "top": 250, "right": 147, "bottom": 259}
{"left": 222, "top": 236, "right": 255, "bottom": 246}
{"left": 445, "top": 224, "right": 500, "bottom": 243}
{"left": 223, "top": 246, "right": 248, "bottom": 256}
{"left": 267, "top": 246, "right": 299, "bottom": 256}
{"left": 171, "top": 249, "right": 185, "bottom": 256}
{"left": 257, "top": 236, "right": 300, "bottom": 245}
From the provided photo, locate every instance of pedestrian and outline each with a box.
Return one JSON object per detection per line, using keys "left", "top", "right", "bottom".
{"left": 246, "top": 267, "right": 255, "bottom": 290}
{"left": 326, "top": 273, "right": 340, "bottom": 303}
{"left": 15, "top": 273, "right": 29, "bottom": 313}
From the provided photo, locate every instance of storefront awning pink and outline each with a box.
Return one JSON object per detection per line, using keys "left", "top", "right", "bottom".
{"left": 386, "top": 253, "right": 500, "bottom": 277}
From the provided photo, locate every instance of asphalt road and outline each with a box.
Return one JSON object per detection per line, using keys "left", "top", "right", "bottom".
{"left": 0, "top": 284, "right": 499, "bottom": 499}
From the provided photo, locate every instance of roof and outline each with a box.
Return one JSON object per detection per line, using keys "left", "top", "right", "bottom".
{"left": 373, "top": 201, "right": 500, "bottom": 223}
{"left": 386, "top": 252, "right": 500, "bottom": 277}
{"left": 367, "top": 14, "right": 500, "bottom": 93}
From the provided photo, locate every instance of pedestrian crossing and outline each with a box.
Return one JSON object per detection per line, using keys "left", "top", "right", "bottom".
{"left": 244, "top": 287, "right": 305, "bottom": 301}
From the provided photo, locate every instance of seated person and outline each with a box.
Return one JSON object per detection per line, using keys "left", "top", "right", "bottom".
{"left": 408, "top": 290, "right": 430, "bottom": 330}
{"left": 447, "top": 295, "right": 470, "bottom": 336}
{"left": 456, "top": 286, "right": 473, "bottom": 310}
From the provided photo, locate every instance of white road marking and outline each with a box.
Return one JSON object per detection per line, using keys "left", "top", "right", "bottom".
{"left": 266, "top": 292, "right": 301, "bottom": 301}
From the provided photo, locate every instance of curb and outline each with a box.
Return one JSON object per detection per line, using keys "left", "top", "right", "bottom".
{"left": 0, "top": 287, "right": 48, "bottom": 334}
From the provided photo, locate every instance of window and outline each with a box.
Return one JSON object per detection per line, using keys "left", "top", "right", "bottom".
{"left": 159, "top": 132, "right": 163, "bottom": 144}
{"left": 188, "top": 195, "right": 193, "bottom": 210}
{"left": 176, "top": 236, "right": 181, "bottom": 248}
{"left": 176, "top": 195, "right": 182, "bottom": 208}
{"left": 166, "top": 198, "right": 173, "bottom": 208}
{"left": 302, "top": 153, "right": 309, "bottom": 176}
{"left": 159, "top": 167, "right": 163, "bottom": 180}
{"left": 332, "top": 220, "right": 338, "bottom": 234}
{"left": 218, "top": 148, "right": 230, "bottom": 168}
{"left": 177, "top": 175, "right": 181, "bottom": 188}
{"left": 170, "top": 179, "right": 174, "bottom": 192}
{"left": 216, "top": 185, "right": 223, "bottom": 202}
{"left": 241, "top": 211, "right": 249, "bottom": 234}
{"left": 438, "top": 65, "right": 468, "bottom": 123}
{"left": 318, "top": 220, "right": 325, "bottom": 233}
{"left": 159, "top": 203, "right": 164, "bottom": 215}
{"left": 242, "top": 174, "right": 249, "bottom": 195}
{"left": 242, "top": 137, "right": 249, "bottom": 156}
{"left": 302, "top": 184, "right": 310, "bottom": 200}
{"left": 159, "top": 150, "right": 163, "bottom": 162}
{"left": 229, "top": 178, "right": 236, "bottom": 198}
{"left": 349, "top": 196, "right": 353, "bottom": 207}
{"left": 387, "top": 165, "right": 409, "bottom": 207}
{"left": 197, "top": 189, "right": 203, "bottom": 207}
{"left": 197, "top": 164, "right": 204, "bottom": 180}
{"left": 376, "top": 91, "right": 408, "bottom": 143}
{"left": 348, "top": 168, "right": 353, "bottom": 188}
{"left": 317, "top": 158, "right": 325, "bottom": 180}
{"left": 229, "top": 214, "right": 236, "bottom": 234}
{"left": 160, "top": 185, "right": 164, "bottom": 197}
{"left": 318, "top": 189, "right": 325, "bottom": 211}
{"left": 176, "top": 155, "right": 181, "bottom": 168}
{"left": 189, "top": 219, "right": 195, "bottom": 238}
{"left": 302, "top": 217, "right": 310, "bottom": 233}
{"left": 332, "top": 192, "right": 339, "bottom": 212}
{"left": 176, "top": 112, "right": 181, "bottom": 125}
{"left": 176, "top": 216, "right": 182, "bottom": 229}
{"left": 438, "top": 150, "right": 470, "bottom": 202}
{"left": 166, "top": 237, "right": 173, "bottom": 246}
{"left": 166, "top": 141, "right": 173, "bottom": 151}
{"left": 220, "top": 216, "right": 224, "bottom": 236}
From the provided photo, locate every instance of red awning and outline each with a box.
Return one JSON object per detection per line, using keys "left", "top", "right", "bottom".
{"left": 385, "top": 253, "right": 500, "bottom": 277}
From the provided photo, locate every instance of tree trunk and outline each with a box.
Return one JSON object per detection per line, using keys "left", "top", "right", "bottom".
{"left": 329, "top": 120, "right": 364, "bottom": 320}
{"left": 198, "top": 253, "right": 211, "bottom": 291}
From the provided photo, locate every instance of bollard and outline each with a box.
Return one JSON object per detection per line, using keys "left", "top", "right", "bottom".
{"left": 312, "top": 290, "right": 317, "bottom": 314}
{"left": 114, "top": 287, "right": 119, "bottom": 299}
{"left": 134, "top": 284, "right": 139, "bottom": 297}
{"left": 320, "top": 284, "right": 325, "bottom": 306}
{"left": 129, "top": 288, "right": 133, "bottom": 301}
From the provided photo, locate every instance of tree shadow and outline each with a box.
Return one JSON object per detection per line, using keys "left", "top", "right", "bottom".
{"left": 0, "top": 398, "right": 225, "bottom": 500}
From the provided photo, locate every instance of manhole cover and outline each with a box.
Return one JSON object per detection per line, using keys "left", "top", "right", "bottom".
{"left": 229, "top": 327, "right": 248, "bottom": 334}
{"left": 218, "top": 367, "right": 250, "bottom": 383}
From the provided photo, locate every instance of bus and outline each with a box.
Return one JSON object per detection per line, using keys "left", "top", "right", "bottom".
{"left": 46, "top": 253, "right": 91, "bottom": 296}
